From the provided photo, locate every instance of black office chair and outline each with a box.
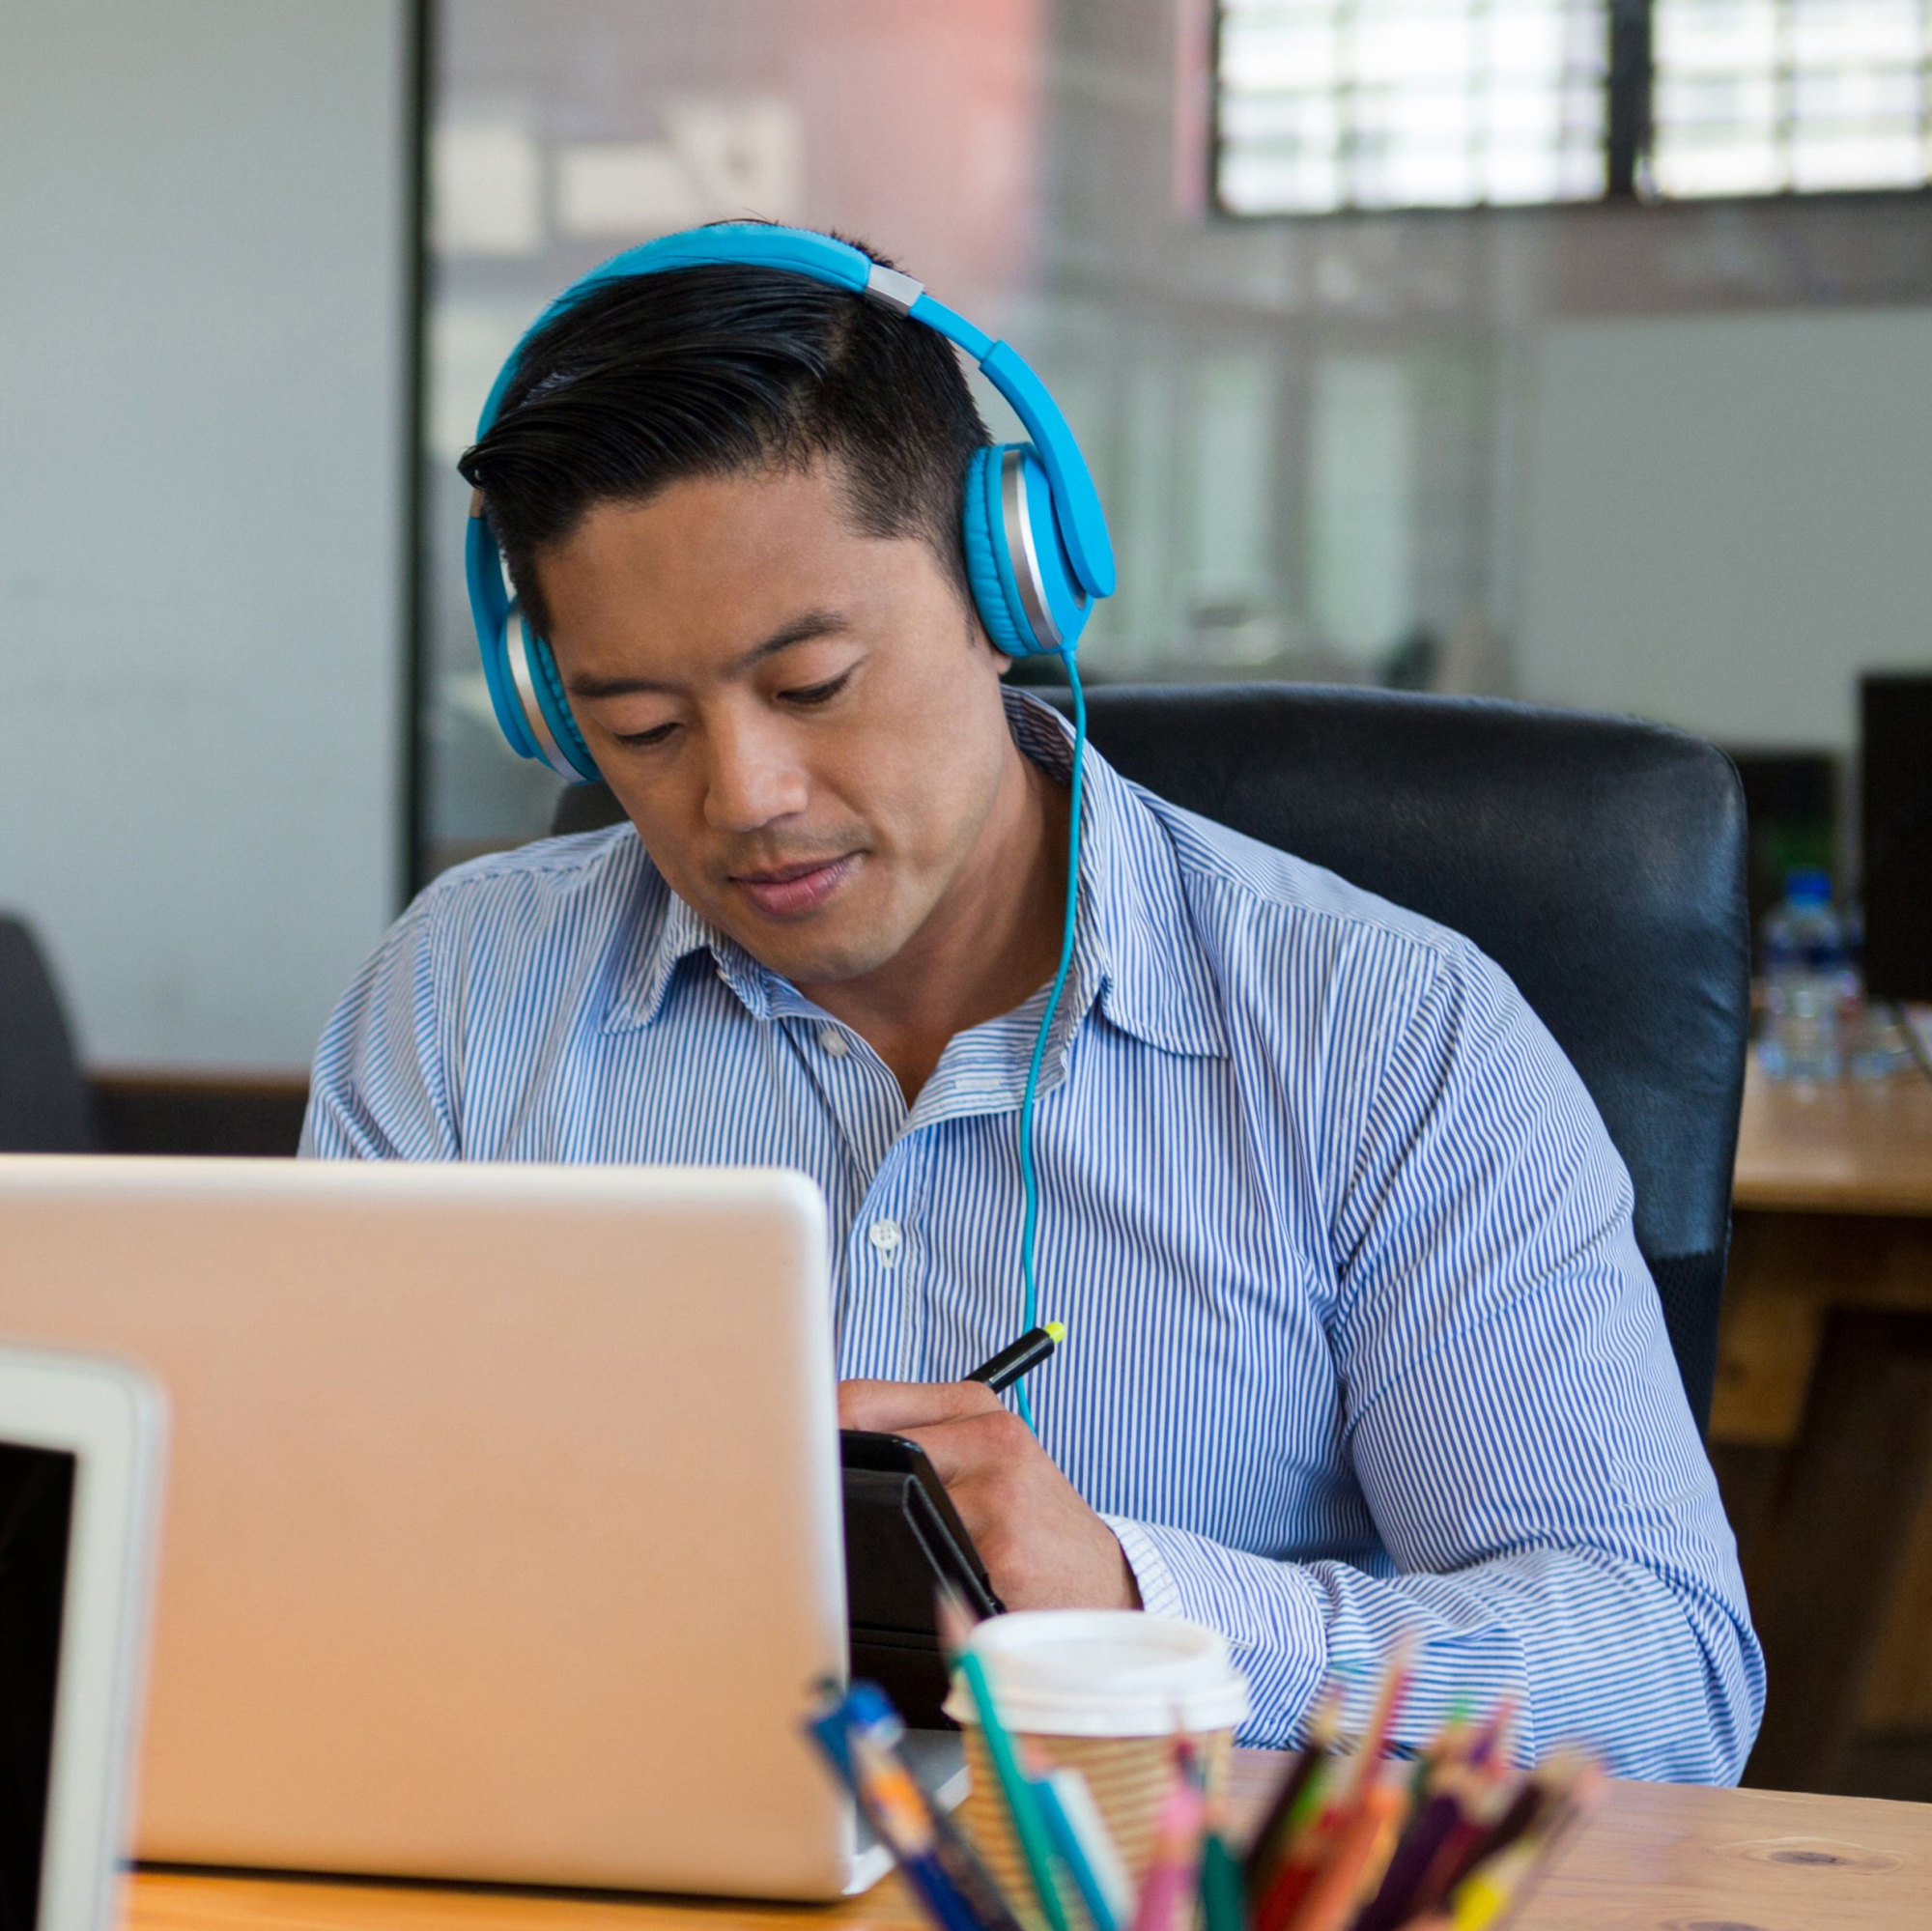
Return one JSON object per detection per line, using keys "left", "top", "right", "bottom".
{"left": 552, "top": 684, "right": 1750, "bottom": 1432}
{"left": 0, "top": 914, "right": 99, "bottom": 1152}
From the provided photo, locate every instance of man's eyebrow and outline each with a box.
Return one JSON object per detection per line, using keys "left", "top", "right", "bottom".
{"left": 564, "top": 610, "right": 852, "bottom": 698}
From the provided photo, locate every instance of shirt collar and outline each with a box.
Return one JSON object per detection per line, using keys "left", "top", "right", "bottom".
{"left": 1002, "top": 689, "right": 1228, "bottom": 1061}
{"left": 604, "top": 687, "right": 1230, "bottom": 1061}
{"left": 601, "top": 868, "right": 771, "bottom": 1033}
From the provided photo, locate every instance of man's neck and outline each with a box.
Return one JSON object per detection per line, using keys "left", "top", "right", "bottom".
{"left": 799, "top": 739, "right": 1069, "bottom": 1106}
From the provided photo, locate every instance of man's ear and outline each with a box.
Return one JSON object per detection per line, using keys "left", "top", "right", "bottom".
{"left": 967, "top": 607, "right": 1011, "bottom": 674}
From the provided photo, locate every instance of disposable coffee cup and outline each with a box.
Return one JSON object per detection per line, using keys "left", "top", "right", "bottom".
{"left": 944, "top": 1610, "right": 1249, "bottom": 1930}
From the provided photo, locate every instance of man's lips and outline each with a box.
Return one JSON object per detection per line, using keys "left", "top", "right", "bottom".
{"left": 726, "top": 854, "right": 859, "bottom": 919}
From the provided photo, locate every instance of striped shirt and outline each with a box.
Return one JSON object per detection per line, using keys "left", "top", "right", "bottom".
{"left": 304, "top": 691, "right": 1763, "bottom": 1781}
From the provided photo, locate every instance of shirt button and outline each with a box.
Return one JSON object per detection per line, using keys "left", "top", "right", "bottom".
{"left": 867, "top": 1220, "right": 903, "bottom": 1266}
{"left": 819, "top": 1028, "right": 849, "bottom": 1058}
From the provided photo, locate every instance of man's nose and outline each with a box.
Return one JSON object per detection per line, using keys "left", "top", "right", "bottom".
{"left": 700, "top": 713, "right": 810, "bottom": 834}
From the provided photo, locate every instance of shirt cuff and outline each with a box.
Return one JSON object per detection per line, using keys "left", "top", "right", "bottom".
{"left": 1106, "top": 1515, "right": 1184, "bottom": 1616}
{"left": 1100, "top": 1515, "right": 1330, "bottom": 1746}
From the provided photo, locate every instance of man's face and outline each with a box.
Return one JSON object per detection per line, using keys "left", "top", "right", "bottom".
{"left": 534, "top": 459, "right": 1015, "bottom": 988}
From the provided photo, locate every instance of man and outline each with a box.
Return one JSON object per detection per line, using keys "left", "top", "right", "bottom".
{"left": 305, "top": 235, "right": 1762, "bottom": 1780}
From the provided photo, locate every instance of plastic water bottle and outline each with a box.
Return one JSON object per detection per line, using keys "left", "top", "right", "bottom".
{"left": 1760, "top": 869, "right": 1844, "bottom": 1083}
{"left": 1840, "top": 902, "right": 1915, "bottom": 1079}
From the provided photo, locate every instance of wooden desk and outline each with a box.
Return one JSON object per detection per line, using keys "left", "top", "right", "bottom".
{"left": 1733, "top": 1063, "right": 1932, "bottom": 1216}
{"left": 1719, "top": 1067, "right": 1932, "bottom": 1445}
{"left": 125, "top": 1756, "right": 1932, "bottom": 1931}
{"left": 1716, "top": 1064, "right": 1932, "bottom": 1793}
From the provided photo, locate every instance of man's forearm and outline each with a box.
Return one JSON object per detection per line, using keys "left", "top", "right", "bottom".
{"left": 1102, "top": 1514, "right": 1763, "bottom": 1784}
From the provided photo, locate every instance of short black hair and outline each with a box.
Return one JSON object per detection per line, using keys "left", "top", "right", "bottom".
{"left": 458, "top": 234, "right": 989, "bottom": 639}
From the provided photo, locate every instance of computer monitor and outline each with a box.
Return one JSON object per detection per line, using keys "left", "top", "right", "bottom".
{"left": 1722, "top": 749, "right": 1839, "bottom": 964}
{"left": 1861, "top": 673, "right": 1932, "bottom": 1004}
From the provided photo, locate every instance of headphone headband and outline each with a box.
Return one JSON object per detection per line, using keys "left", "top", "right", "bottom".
{"left": 475, "top": 224, "right": 1115, "bottom": 602}
{"left": 466, "top": 222, "right": 1113, "bottom": 780}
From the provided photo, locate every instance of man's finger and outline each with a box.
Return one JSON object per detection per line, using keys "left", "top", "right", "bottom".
{"left": 880, "top": 1407, "right": 1032, "bottom": 1489}
{"left": 838, "top": 1377, "right": 1005, "bottom": 1434}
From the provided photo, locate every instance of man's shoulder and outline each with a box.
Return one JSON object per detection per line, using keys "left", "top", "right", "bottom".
{"left": 1118, "top": 781, "right": 1582, "bottom": 1151}
{"left": 1125, "top": 781, "right": 1488, "bottom": 985}
{"left": 405, "top": 824, "right": 666, "bottom": 948}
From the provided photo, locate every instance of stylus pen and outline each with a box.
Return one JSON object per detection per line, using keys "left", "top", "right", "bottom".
{"left": 967, "top": 1321, "right": 1066, "bottom": 1395}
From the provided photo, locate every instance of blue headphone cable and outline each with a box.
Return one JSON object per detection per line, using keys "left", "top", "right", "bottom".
{"left": 1011, "top": 651, "right": 1087, "bottom": 1435}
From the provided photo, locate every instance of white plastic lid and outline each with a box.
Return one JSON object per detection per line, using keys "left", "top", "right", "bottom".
{"left": 942, "top": 1610, "right": 1250, "bottom": 1738}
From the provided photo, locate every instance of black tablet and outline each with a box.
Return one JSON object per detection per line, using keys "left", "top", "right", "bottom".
{"left": 840, "top": 1430, "right": 1001, "bottom": 1727}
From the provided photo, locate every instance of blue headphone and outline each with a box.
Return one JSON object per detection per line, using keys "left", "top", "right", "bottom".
{"left": 464, "top": 224, "right": 1112, "bottom": 1428}
{"left": 465, "top": 222, "right": 1115, "bottom": 784}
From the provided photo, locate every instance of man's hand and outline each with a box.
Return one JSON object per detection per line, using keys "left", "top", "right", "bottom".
{"left": 839, "top": 1377, "right": 1141, "bottom": 1612}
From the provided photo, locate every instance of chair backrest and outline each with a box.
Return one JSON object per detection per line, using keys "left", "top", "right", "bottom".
{"left": 0, "top": 914, "right": 99, "bottom": 1152}
{"left": 551, "top": 683, "right": 1752, "bottom": 1430}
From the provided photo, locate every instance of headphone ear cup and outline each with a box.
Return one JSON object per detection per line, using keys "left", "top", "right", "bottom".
{"left": 1021, "top": 448, "right": 1093, "bottom": 657}
{"left": 525, "top": 630, "right": 599, "bottom": 780}
{"left": 961, "top": 442, "right": 1092, "bottom": 660}
{"left": 961, "top": 444, "right": 1034, "bottom": 656}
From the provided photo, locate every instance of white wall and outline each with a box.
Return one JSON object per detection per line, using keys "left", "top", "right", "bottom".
{"left": 1516, "top": 308, "right": 1932, "bottom": 750}
{"left": 0, "top": 0, "right": 409, "bottom": 1069}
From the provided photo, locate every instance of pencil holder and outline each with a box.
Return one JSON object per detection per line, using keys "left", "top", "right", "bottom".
{"left": 959, "top": 1723, "right": 1235, "bottom": 1931}
{"left": 946, "top": 1611, "right": 1249, "bottom": 1931}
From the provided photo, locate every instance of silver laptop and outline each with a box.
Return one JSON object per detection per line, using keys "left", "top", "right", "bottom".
{"left": 0, "top": 1157, "right": 881, "bottom": 1900}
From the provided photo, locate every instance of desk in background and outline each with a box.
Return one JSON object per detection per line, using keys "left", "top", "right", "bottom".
{"left": 1732, "top": 1064, "right": 1932, "bottom": 1216}
{"left": 1714, "top": 1065, "right": 1932, "bottom": 1795}
{"left": 127, "top": 1751, "right": 1932, "bottom": 1931}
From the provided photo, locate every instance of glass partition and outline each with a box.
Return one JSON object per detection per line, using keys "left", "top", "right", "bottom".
{"left": 416, "top": 0, "right": 1932, "bottom": 883}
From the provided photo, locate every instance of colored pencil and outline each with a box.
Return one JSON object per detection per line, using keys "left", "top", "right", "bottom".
{"left": 1351, "top": 1787, "right": 1467, "bottom": 1931}
{"left": 806, "top": 1702, "right": 983, "bottom": 1931}
{"left": 1446, "top": 1759, "right": 1602, "bottom": 1931}
{"left": 1452, "top": 1778, "right": 1543, "bottom": 1879}
{"left": 807, "top": 1637, "right": 1610, "bottom": 1931}
{"left": 1244, "top": 1683, "right": 1343, "bottom": 1899}
{"left": 1279, "top": 1773, "right": 1408, "bottom": 1931}
{"left": 828, "top": 1684, "right": 1027, "bottom": 1931}
{"left": 944, "top": 1626, "right": 1073, "bottom": 1931}
{"left": 1463, "top": 1700, "right": 1516, "bottom": 1772}
{"left": 1033, "top": 1762, "right": 1130, "bottom": 1931}
{"left": 1342, "top": 1644, "right": 1415, "bottom": 1801}
{"left": 1128, "top": 1752, "right": 1208, "bottom": 1931}
{"left": 1199, "top": 1831, "right": 1246, "bottom": 1931}
{"left": 842, "top": 1682, "right": 1029, "bottom": 1931}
